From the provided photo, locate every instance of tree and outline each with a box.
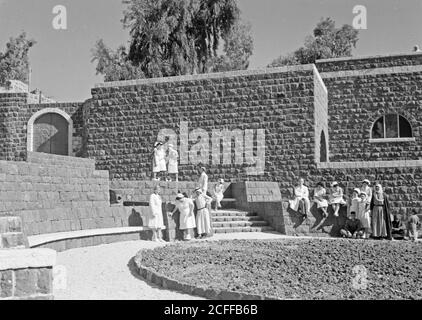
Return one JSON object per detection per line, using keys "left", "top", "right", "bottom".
{"left": 0, "top": 32, "right": 36, "bottom": 86}
{"left": 207, "top": 19, "right": 254, "bottom": 72}
{"left": 92, "top": 0, "right": 252, "bottom": 81}
{"left": 91, "top": 39, "right": 144, "bottom": 82}
{"left": 268, "top": 17, "right": 359, "bottom": 67}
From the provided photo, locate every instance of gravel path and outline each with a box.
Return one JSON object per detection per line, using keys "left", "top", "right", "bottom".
{"left": 54, "top": 240, "right": 204, "bottom": 300}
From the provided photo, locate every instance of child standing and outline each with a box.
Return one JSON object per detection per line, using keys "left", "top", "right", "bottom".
{"left": 407, "top": 209, "right": 420, "bottom": 241}
{"left": 214, "top": 179, "right": 225, "bottom": 211}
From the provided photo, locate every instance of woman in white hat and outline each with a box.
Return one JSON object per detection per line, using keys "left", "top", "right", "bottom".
{"left": 169, "top": 193, "right": 196, "bottom": 241}
{"left": 329, "top": 181, "right": 346, "bottom": 217}
{"left": 360, "top": 179, "right": 373, "bottom": 203}
{"left": 193, "top": 187, "right": 212, "bottom": 239}
{"left": 166, "top": 143, "right": 179, "bottom": 182}
{"left": 213, "top": 179, "right": 225, "bottom": 211}
{"left": 357, "top": 191, "right": 371, "bottom": 239}
{"left": 152, "top": 141, "right": 167, "bottom": 180}
{"left": 148, "top": 185, "right": 165, "bottom": 242}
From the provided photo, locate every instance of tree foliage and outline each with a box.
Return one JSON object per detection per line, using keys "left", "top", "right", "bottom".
{"left": 0, "top": 32, "right": 36, "bottom": 86}
{"left": 92, "top": 0, "right": 253, "bottom": 81}
{"left": 269, "top": 17, "right": 359, "bottom": 67}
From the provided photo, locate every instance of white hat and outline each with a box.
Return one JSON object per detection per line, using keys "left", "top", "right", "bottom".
{"left": 331, "top": 181, "right": 338, "bottom": 187}
{"left": 194, "top": 187, "right": 203, "bottom": 193}
{"left": 175, "top": 193, "right": 184, "bottom": 200}
{"left": 362, "top": 179, "right": 370, "bottom": 185}
{"left": 353, "top": 188, "right": 360, "bottom": 194}
{"left": 219, "top": 179, "right": 225, "bottom": 184}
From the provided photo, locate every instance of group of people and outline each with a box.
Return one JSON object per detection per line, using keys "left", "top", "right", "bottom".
{"left": 152, "top": 141, "right": 179, "bottom": 181}
{"left": 290, "top": 178, "right": 420, "bottom": 241}
{"left": 147, "top": 166, "right": 226, "bottom": 242}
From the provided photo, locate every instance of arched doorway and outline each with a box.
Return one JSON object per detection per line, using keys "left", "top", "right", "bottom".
{"left": 320, "top": 130, "right": 327, "bottom": 163}
{"left": 27, "top": 108, "right": 73, "bottom": 156}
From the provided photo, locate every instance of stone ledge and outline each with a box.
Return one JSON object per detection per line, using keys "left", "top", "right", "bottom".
{"left": 317, "top": 160, "right": 422, "bottom": 169}
{"left": 27, "top": 226, "right": 165, "bottom": 248}
{"left": 93, "top": 64, "right": 315, "bottom": 89}
{"left": 316, "top": 51, "right": 422, "bottom": 63}
{"left": 0, "top": 248, "right": 56, "bottom": 271}
{"left": 320, "top": 65, "right": 422, "bottom": 79}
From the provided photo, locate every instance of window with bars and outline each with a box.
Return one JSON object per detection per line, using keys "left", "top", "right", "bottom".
{"left": 371, "top": 114, "right": 413, "bottom": 140}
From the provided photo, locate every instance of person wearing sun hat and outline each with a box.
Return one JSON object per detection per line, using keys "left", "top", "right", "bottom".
{"left": 148, "top": 185, "right": 165, "bottom": 242}
{"left": 213, "top": 179, "right": 225, "bottom": 211}
{"left": 193, "top": 187, "right": 212, "bottom": 239}
{"left": 152, "top": 141, "right": 166, "bottom": 180}
{"left": 169, "top": 193, "right": 196, "bottom": 241}
{"left": 329, "top": 181, "right": 346, "bottom": 217}
{"left": 357, "top": 191, "right": 371, "bottom": 239}
{"left": 360, "top": 179, "right": 373, "bottom": 203}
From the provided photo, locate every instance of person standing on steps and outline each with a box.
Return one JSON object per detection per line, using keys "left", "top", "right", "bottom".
{"left": 370, "top": 183, "right": 392, "bottom": 240}
{"left": 166, "top": 144, "right": 179, "bottom": 182}
{"left": 197, "top": 166, "right": 209, "bottom": 194}
{"left": 289, "top": 178, "right": 311, "bottom": 218}
{"left": 152, "top": 141, "right": 167, "bottom": 181}
{"left": 214, "top": 179, "right": 225, "bottom": 211}
{"left": 148, "top": 185, "right": 165, "bottom": 242}
{"left": 193, "top": 188, "right": 212, "bottom": 239}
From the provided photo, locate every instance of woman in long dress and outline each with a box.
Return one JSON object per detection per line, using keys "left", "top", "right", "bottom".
{"left": 360, "top": 179, "right": 373, "bottom": 203}
{"left": 214, "top": 179, "right": 225, "bottom": 211}
{"left": 348, "top": 188, "right": 360, "bottom": 218}
{"left": 152, "top": 142, "right": 166, "bottom": 180}
{"left": 170, "top": 193, "right": 196, "bottom": 241}
{"left": 370, "top": 183, "right": 392, "bottom": 240}
{"left": 167, "top": 144, "right": 178, "bottom": 182}
{"left": 357, "top": 191, "right": 371, "bottom": 239}
{"left": 193, "top": 188, "right": 212, "bottom": 239}
{"left": 313, "top": 182, "right": 328, "bottom": 217}
{"left": 329, "top": 182, "right": 346, "bottom": 217}
{"left": 148, "top": 185, "right": 165, "bottom": 242}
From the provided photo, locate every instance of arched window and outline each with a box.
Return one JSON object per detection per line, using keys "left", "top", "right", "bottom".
{"left": 371, "top": 114, "right": 413, "bottom": 141}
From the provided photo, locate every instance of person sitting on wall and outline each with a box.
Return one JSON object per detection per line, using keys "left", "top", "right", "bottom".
{"left": 152, "top": 141, "right": 167, "bottom": 181}
{"left": 289, "top": 178, "right": 311, "bottom": 218}
{"left": 407, "top": 209, "right": 420, "bottom": 242}
{"left": 148, "top": 185, "right": 165, "bottom": 242}
{"left": 169, "top": 193, "right": 196, "bottom": 241}
{"left": 313, "top": 182, "right": 329, "bottom": 218}
{"left": 166, "top": 144, "right": 179, "bottom": 182}
{"left": 329, "top": 182, "right": 347, "bottom": 217}
{"left": 340, "top": 212, "right": 364, "bottom": 239}
{"left": 193, "top": 187, "right": 213, "bottom": 239}
{"left": 391, "top": 214, "right": 405, "bottom": 240}
{"left": 213, "top": 179, "right": 225, "bottom": 211}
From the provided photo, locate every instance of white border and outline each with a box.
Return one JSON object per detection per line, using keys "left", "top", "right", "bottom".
{"left": 27, "top": 108, "right": 73, "bottom": 156}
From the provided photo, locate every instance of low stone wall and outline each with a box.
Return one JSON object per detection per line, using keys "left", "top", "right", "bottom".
{"left": 0, "top": 248, "right": 56, "bottom": 300}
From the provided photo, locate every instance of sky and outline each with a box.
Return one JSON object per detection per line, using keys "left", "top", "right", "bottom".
{"left": 0, "top": 0, "right": 421, "bottom": 102}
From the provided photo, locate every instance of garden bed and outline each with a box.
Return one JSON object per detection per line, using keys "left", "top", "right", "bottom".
{"left": 135, "top": 239, "right": 422, "bottom": 300}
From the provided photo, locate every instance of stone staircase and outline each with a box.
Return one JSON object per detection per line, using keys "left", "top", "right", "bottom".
{"left": 211, "top": 194, "right": 274, "bottom": 234}
{"left": 0, "top": 216, "right": 28, "bottom": 249}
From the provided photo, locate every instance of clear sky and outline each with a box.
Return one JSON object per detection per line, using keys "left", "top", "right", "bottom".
{"left": 0, "top": 0, "right": 421, "bottom": 102}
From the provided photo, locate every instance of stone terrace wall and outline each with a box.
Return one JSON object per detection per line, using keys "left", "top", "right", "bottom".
{"left": 88, "top": 65, "right": 325, "bottom": 195}
{"left": 0, "top": 152, "right": 129, "bottom": 236}
{"left": 317, "top": 54, "right": 422, "bottom": 162}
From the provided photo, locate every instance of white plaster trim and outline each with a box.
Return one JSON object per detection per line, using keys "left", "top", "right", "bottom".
{"left": 0, "top": 248, "right": 56, "bottom": 270}
{"left": 27, "top": 108, "right": 73, "bottom": 156}
{"left": 320, "top": 65, "right": 422, "bottom": 79}
{"left": 316, "top": 52, "right": 422, "bottom": 63}
{"left": 94, "top": 64, "right": 315, "bottom": 89}
{"left": 369, "top": 138, "right": 416, "bottom": 143}
{"left": 317, "top": 160, "right": 422, "bottom": 169}
{"left": 312, "top": 64, "right": 328, "bottom": 94}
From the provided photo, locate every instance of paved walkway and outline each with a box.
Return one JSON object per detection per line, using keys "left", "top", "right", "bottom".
{"left": 54, "top": 232, "right": 287, "bottom": 300}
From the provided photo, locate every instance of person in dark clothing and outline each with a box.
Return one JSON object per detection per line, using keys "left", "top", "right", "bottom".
{"left": 370, "top": 184, "right": 392, "bottom": 240}
{"left": 391, "top": 214, "right": 405, "bottom": 240}
{"left": 340, "top": 212, "right": 364, "bottom": 239}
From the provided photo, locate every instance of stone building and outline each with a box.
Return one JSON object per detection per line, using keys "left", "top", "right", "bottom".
{"left": 0, "top": 51, "right": 421, "bottom": 239}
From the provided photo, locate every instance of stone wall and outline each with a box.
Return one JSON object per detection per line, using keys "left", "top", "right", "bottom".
{"left": 0, "top": 152, "right": 131, "bottom": 236}
{"left": 88, "top": 65, "right": 325, "bottom": 193}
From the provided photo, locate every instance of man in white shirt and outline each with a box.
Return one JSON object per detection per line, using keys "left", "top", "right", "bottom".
{"left": 289, "top": 178, "right": 311, "bottom": 217}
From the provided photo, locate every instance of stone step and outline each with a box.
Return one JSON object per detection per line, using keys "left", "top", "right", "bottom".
{"left": 211, "top": 215, "right": 262, "bottom": 222}
{"left": 0, "top": 216, "right": 23, "bottom": 233}
{"left": 212, "top": 220, "right": 269, "bottom": 228}
{"left": 213, "top": 226, "right": 275, "bottom": 234}
{"left": 220, "top": 198, "right": 237, "bottom": 209}
{"left": 211, "top": 210, "right": 256, "bottom": 217}
{"left": 1, "top": 232, "right": 27, "bottom": 249}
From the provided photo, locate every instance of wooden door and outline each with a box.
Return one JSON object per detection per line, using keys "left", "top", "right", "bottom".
{"left": 33, "top": 113, "right": 69, "bottom": 155}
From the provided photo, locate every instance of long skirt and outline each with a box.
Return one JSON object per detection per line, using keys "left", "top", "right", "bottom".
{"left": 371, "top": 207, "right": 387, "bottom": 237}
{"left": 180, "top": 210, "right": 196, "bottom": 230}
{"left": 196, "top": 208, "right": 211, "bottom": 235}
{"left": 147, "top": 212, "right": 164, "bottom": 229}
{"left": 357, "top": 210, "right": 371, "bottom": 230}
